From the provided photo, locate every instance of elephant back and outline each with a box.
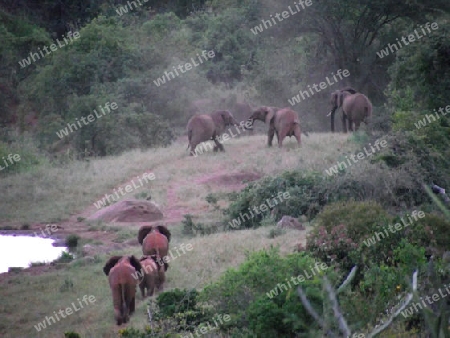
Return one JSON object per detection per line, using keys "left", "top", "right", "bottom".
{"left": 142, "top": 232, "right": 169, "bottom": 257}
{"left": 140, "top": 257, "right": 158, "bottom": 275}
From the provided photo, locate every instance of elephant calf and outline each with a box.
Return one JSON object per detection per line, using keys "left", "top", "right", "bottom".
{"left": 186, "top": 110, "right": 239, "bottom": 156}
{"left": 139, "top": 255, "right": 168, "bottom": 298}
{"left": 247, "top": 106, "right": 302, "bottom": 148}
{"left": 103, "top": 255, "right": 142, "bottom": 325}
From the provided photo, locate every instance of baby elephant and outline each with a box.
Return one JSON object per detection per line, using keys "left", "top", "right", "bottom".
{"left": 103, "top": 255, "right": 142, "bottom": 325}
{"left": 139, "top": 255, "right": 168, "bottom": 298}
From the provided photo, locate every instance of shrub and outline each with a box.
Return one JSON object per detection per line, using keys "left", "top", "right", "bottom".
{"left": 313, "top": 200, "right": 393, "bottom": 244}
{"left": 201, "top": 248, "right": 325, "bottom": 336}
{"left": 306, "top": 201, "right": 404, "bottom": 275}
{"left": 267, "top": 227, "right": 285, "bottom": 239}
{"left": 0, "top": 137, "right": 47, "bottom": 176}
{"left": 306, "top": 224, "right": 359, "bottom": 272}
{"left": 406, "top": 213, "right": 450, "bottom": 256}
{"left": 65, "top": 234, "right": 80, "bottom": 248}
{"left": 225, "top": 171, "right": 326, "bottom": 229}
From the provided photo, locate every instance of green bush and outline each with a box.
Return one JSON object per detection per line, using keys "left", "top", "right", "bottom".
{"left": 406, "top": 213, "right": 450, "bottom": 256}
{"left": 0, "top": 137, "right": 47, "bottom": 175}
{"left": 65, "top": 234, "right": 80, "bottom": 248}
{"left": 225, "top": 171, "right": 326, "bottom": 229}
{"left": 313, "top": 201, "right": 393, "bottom": 243}
{"left": 201, "top": 248, "right": 325, "bottom": 336}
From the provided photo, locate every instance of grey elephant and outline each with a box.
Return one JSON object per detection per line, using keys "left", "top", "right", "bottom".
{"left": 187, "top": 110, "right": 239, "bottom": 156}
{"left": 246, "top": 106, "right": 303, "bottom": 148}
{"left": 328, "top": 88, "right": 372, "bottom": 133}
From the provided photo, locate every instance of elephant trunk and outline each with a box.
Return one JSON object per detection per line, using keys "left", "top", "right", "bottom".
{"left": 244, "top": 119, "right": 254, "bottom": 130}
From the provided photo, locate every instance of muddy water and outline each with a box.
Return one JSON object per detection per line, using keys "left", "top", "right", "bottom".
{"left": 0, "top": 235, "right": 67, "bottom": 273}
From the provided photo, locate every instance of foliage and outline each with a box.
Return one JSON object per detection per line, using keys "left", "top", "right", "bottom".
{"left": 65, "top": 234, "right": 80, "bottom": 248}
{"left": 306, "top": 224, "right": 359, "bottom": 272}
{"left": 201, "top": 248, "right": 325, "bottom": 336}
{"left": 225, "top": 171, "right": 326, "bottom": 229}
{"left": 0, "top": 138, "right": 47, "bottom": 175}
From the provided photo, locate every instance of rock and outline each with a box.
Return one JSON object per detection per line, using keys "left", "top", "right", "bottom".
{"left": 276, "top": 216, "right": 305, "bottom": 230}
{"left": 87, "top": 199, "right": 163, "bottom": 223}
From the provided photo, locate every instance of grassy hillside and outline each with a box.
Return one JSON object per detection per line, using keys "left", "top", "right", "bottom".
{"left": 0, "top": 133, "right": 352, "bottom": 337}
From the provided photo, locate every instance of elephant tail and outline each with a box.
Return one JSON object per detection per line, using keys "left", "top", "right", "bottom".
{"left": 120, "top": 284, "right": 127, "bottom": 318}
{"left": 364, "top": 105, "right": 370, "bottom": 119}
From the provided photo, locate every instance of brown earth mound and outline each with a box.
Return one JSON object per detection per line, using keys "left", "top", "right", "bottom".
{"left": 87, "top": 199, "right": 163, "bottom": 222}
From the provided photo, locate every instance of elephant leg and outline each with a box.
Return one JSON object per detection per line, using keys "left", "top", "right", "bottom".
{"left": 293, "top": 125, "right": 301, "bottom": 146}
{"left": 139, "top": 282, "right": 145, "bottom": 298}
{"left": 341, "top": 113, "right": 348, "bottom": 133}
{"left": 348, "top": 117, "right": 354, "bottom": 132}
{"left": 213, "top": 137, "right": 225, "bottom": 152}
{"left": 267, "top": 127, "right": 275, "bottom": 147}
{"left": 129, "top": 296, "right": 136, "bottom": 314}
{"left": 354, "top": 120, "right": 361, "bottom": 131}
{"left": 112, "top": 287, "right": 123, "bottom": 325}
{"left": 115, "top": 309, "right": 123, "bottom": 325}
{"left": 189, "top": 143, "right": 198, "bottom": 156}
{"left": 277, "top": 129, "right": 287, "bottom": 148}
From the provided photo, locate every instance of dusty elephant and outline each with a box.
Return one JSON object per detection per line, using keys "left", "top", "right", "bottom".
{"left": 138, "top": 255, "right": 168, "bottom": 298}
{"left": 328, "top": 88, "right": 372, "bottom": 133}
{"left": 246, "top": 107, "right": 303, "bottom": 148}
{"left": 103, "top": 255, "right": 143, "bottom": 325}
{"left": 138, "top": 225, "right": 171, "bottom": 262}
{"left": 186, "top": 110, "right": 239, "bottom": 156}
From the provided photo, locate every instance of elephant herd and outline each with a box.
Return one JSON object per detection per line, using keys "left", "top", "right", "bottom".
{"left": 103, "top": 225, "right": 171, "bottom": 325}
{"left": 101, "top": 87, "right": 373, "bottom": 325}
{"left": 186, "top": 87, "right": 372, "bottom": 155}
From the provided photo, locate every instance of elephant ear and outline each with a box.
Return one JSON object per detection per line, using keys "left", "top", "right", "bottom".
{"left": 264, "top": 107, "right": 276, "bottom": 125}
{"left": 129, "top": 255, "right": 143, "bottom": 272}
{"left": 138, "top": 225, "right": 153, "bottom": 244}
{"left": 103, "top": 256, "right": 122, "bottom": 276}
{"left": 156, "top": 225, "right": 171, "bottom": 242}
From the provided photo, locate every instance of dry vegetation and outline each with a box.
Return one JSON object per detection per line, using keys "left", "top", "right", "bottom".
{"left": 0, "top": 132, "right": 351, "bottom": 337}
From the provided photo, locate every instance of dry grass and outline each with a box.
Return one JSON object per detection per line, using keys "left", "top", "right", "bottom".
{"left": 0, "top": 132, "right": 354, "bottom": 337}
{"left": 0, "top": 132, "right": 355, "bottom": 223}
{"left": 0, "top": 226, "right": 309, "bottom": 337}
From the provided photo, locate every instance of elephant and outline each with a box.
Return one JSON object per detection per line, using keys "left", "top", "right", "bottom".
{"left": 246, "top": 106, "right": 303, "bottom": 148}
{"left": 138, "top": 255, "right": 168, "bottom": 298}
{"left": 186, "top": 110, "right": 239, "bottom": 156}
{"left": 103, "top": 255, "right": 143, "bottom": 325}
{"left": 138, "top": 225, "right": 171, "bottom": 265}
{"left": 328, "top": 87, "right": 372, "bottom": 133}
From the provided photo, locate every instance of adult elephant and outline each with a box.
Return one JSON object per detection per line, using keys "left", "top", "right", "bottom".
{"left": 186, "top": 110, "right": 239, "bottom": 156}
{"left": 138, "top": 225, "right": 171, "bottom": 263}
{"left": 328, "top": 88, "right": 372, "bottom": 133}
{"left": 138, "top": 255, "right": 168, "bottom": 298}
{"left": 246, "top": 106, "right": 303, "bottom": 148}
{"left": 103, "top": 255, "right": 142, "bottom": 325}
